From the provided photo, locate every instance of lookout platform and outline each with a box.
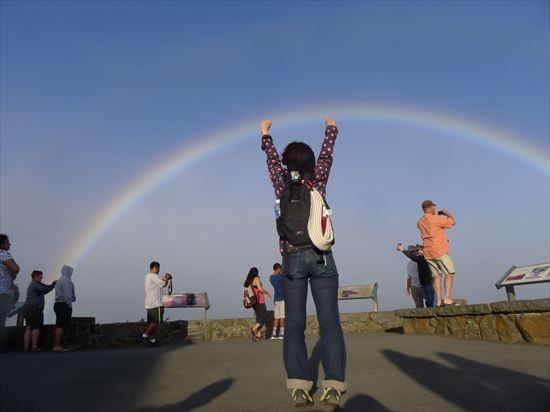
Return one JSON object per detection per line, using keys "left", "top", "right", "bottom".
{"left": 2, "top": 333, "right": 549, "bottom": 411}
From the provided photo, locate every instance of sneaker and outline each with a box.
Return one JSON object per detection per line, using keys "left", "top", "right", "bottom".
{"left": 270, "top": 335, "right": 278, "bottom": 340}
{"left": 320, "top": 388, "right": 342, "bottom": 407}
{"left": 278, "top": 334, "right": 284, "bottom": 340}
{"left": 291, "top": 389, "right": 314, "bottom": 407}
{"left": 142, "top": 337, "right": 154, "bottom": 347}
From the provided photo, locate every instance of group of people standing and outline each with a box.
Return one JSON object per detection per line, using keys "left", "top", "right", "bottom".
{"left": 0, "top": 234, "right": 76, "bottom": 352}
{"left": 244, "top": 263, "right": 285, "bottom": 342}
{"left": 2, "top": 115, "right": 457, "bottom": 409}
{"left": 398, "top": 200, "right": 457, "bottom": 308}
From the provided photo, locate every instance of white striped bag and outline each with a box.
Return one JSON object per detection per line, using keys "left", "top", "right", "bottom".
{"left": 307, "top": 187, "right": 334, "bottom": 251}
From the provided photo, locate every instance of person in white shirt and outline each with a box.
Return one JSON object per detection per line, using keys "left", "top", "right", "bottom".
{"left": 143, "top": 261, "right": 171, "bottom": 347}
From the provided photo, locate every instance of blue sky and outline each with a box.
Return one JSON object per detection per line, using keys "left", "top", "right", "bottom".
{"left": 1, "top": 1, "right": 548, "bottom": 323}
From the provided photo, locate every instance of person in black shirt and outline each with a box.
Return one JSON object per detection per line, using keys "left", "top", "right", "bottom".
{"left": 397, "top": 243, "right": 436, "bottom": 308}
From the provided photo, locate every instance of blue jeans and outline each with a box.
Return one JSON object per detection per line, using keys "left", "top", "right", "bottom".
{"left": 422, "top": 284, "right": 436, "bottom": 308}
{"left": 282, "top": 248, "right": 347, "bottom": 392}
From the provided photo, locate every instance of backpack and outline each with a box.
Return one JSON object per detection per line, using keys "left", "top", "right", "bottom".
{"left": 277, "top": 177, "right": 313, "bottom": 247}
{"left": 243, "top": 286, "right": 257, "bottom": 309}
{"left": 277, "top": 176, "right": 334, "bottom": 252}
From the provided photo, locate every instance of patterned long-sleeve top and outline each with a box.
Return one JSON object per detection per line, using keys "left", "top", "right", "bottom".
{"left": 261, "top": 125, "right": 338, "bottom": 255}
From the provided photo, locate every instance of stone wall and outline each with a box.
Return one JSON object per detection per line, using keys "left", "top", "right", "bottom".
{"left": 4, "top": 298, "right": 548, "bottom": 351}
{"left": 395, "top": 298, "right": 550, "bottom": 345}
{"left": 3, "top": 310, "right": 402, "bottom": 351}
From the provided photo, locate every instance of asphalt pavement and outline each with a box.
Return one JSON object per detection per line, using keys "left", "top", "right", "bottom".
{"left": 2, "top": 333, "right": 549, "bottom": 412}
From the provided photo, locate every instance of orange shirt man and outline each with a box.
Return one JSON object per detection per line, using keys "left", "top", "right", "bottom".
{"left": 417, "top": 200, "right": 456, "bottom": 306}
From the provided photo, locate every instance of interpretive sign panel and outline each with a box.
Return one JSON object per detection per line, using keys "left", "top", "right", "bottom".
{"left": 497, "top": 263, "right": 550, "bottom": 287}
{"left": 338, "top": 283, "right": 379, "bottom": 311}
{"left": 162, "top": 292, "right": 210, "bottom": 321}
{"left": 495, "top": 263, "right": 550, "bottom": 301}
{"left": 162, "top": 293, "right": 210, "bottom": 309}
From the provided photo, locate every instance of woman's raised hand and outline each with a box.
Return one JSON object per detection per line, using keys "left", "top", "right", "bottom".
{"left": 261, "top": 119, "right": 272, "bottom": 135}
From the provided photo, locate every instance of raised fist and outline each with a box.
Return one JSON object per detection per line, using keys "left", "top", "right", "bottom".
{"left": 325, "top": 116, "right": 336, "bottom": 127}
{"left": 261, "top": 119, "right": 272, "bottom": 135}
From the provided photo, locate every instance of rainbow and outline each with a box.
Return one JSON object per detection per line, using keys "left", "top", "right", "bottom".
{"left": 59, "top": 103, "right": 549, "bottom": 267}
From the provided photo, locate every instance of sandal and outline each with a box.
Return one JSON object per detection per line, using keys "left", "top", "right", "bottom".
{"left": 53, "top": 347, "right": 70, "bottom": 352}
{"left": 31, "top": 348, "right": 42, "bottom": 352}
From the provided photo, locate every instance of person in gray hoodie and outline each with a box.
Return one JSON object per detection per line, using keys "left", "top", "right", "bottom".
{"left": 53, "top": 265, "right": 75, "bottom": 352}
{"left": 23, "top": 270, "right": 56, "bottom": 351}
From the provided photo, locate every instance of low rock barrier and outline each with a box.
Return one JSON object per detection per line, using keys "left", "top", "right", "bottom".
{"left": 394, "top": 298, "right": 550, "bottom": 345}
{"left": 3, "top": 298, "right": 548, "bottom": 351}
{"left": 3, "top": 310, "right": 402, "bottom": 351}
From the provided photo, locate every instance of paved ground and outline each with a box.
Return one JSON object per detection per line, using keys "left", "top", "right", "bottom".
{"left": 2, "top": 333, "right": 549, "bottom": 412}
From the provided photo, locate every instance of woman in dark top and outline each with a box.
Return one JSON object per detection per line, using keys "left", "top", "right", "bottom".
{"left": 260, "top": 118, "right": 346, "bottom": 407}
{"left": 244, "top": 267, "right": 270, "bottom": 342}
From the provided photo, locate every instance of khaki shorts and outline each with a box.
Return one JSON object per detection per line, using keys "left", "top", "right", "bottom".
{"left": 274, "top": 300, "right": 285, "bottom": 319}
{"left": 428, "top": 254, "right": 455, "bottom": 276}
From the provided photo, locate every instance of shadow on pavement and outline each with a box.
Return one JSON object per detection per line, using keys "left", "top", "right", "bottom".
{"left": 383, "top": 349, "right": 550, "bottom": 411}
{"left": 133, "top": 378, "right": 235, "bottom": 412}
{"left": 338, "top": 394, "right": 391, "bottom": 411}
{"left": 308, "top": 339, "right": 323, "bottom": 393}
{"left": 308, "top": 340, "right": 390, "bottom": 411}
{"left": 1, "top": 343, "right": 193, "bottom": 412}
{"left": 384, "top": 327, "right": 404, "bottom": 334}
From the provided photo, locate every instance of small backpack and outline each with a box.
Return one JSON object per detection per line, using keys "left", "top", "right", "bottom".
{"left": 243, "top": 286, "right": 257, "bottom": 309}
{"left": 277, "top": 174, "right": 334, "bottom": 252}
{"left": 277, "top": 178, "right": 313, "bottom": 247}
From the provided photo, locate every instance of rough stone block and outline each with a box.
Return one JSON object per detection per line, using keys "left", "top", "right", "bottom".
{"left": 435, "top": 318, "right": 450, "bottom": 336}
{"left": 98, "top": 324, "right": 119, "bottom": 335}
{"left": 495, "top": 315, "right": 524, "bottom": 343}
{"left": 210, "top": 329, "right": 226, "bottom": 341}
{"left": 436, "top": 304, "right": 491, "bottom": 317}
{"left": 95, "top": 335, "right": 111, "bottom": 348}
{"left": 402, "top": 318, "right": 436, "bottom": 335}
{"left": 517, "top": 313, "right": 550, "bottom": 345}
{"left": 224, "top": 328, "right": 249, "bottom": 340}
{"left": 395, "top": 308, "right": 436, "bottom": 318}
{"left": 462, "top": 317, "right": 482, "bottom": 340}
{"left": 478, "top": 315, "right": 499, "bottom": 342}
{"left": 490, "top": 299, "right": 550, "bottom": 314}
{"left": 367, "top": 311, "right": 402, "bottom": 332}
{"left": 447, "top": 316, "right": 466, "bottom": 338}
